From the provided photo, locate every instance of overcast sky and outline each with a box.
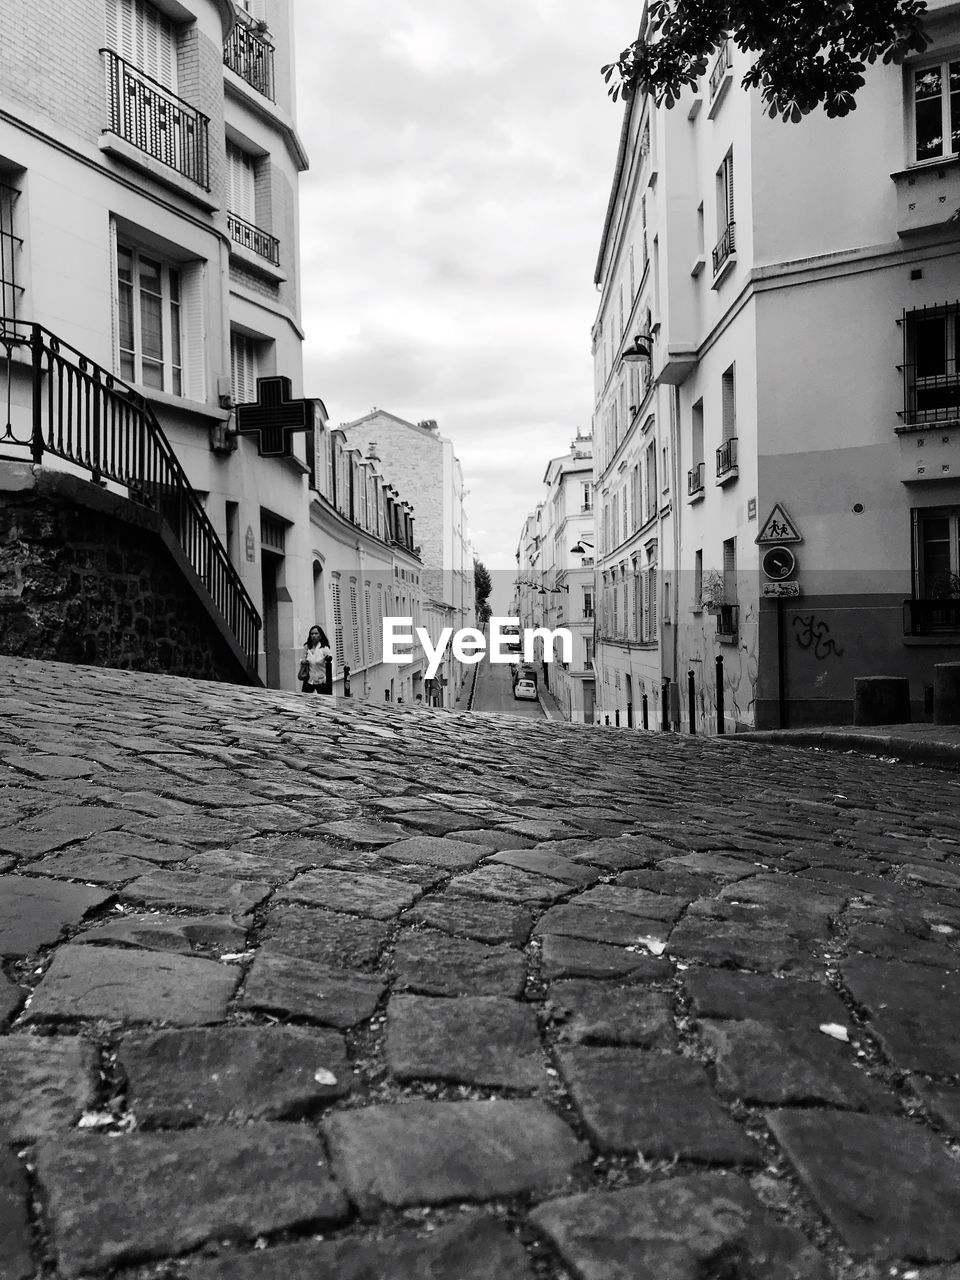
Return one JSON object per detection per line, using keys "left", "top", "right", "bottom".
{"left": 293, "top": 3, "right": 632, "bottom": 576}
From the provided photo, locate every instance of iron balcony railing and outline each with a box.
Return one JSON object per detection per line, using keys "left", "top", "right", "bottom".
{"left": 716, "top": 603, "right": 739, "bottom": 637}
{"left": 227, "top": 212, "right": 280, "bottom": 266}
{"left": 102, "top": 49, "right": 210, "bottom": 189}
{"left": 716, "top": 436, "right": 738, "bottom": 478}
{"left": 0, "top": 319, "right": 260, "bottom": 673}
{"left": 224, "top": 21, "right": 275, "bottom": 101}
{"left": 903, "top": 597, "right": 960, "bottom": 634}
{"left": 688, "top": 461, "right": 705, "bottom": 495}
{"left": 712, "top": 221, "right": 736, "bottom": 275}
{"left": 709, "top": 38, "right": 733, "bottom": 100}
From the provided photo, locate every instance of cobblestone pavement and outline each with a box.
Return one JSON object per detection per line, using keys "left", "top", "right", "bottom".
{"left": 2, "top": 656, "right": 960, "bottom": 1279}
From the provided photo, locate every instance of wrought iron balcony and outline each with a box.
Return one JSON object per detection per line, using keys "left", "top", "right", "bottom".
{"left": 102, "top": 49, "right": 210, "bottom": 189}
{"left": 903, "top": 597, "right": 960, "bottom": 635}
{"left": 227, "top": 212, "right": 280, "bottom": 266}
{"left": 716, "top": 436, "right": 738, "bottom": 480}
{"left": 709, "top": 38, "right": 732, "bottom": 102}
{"left": 224, "top": 21, "right": 275, "bottom": 101}
{"left": 716, "top": 603, "right": 739, "bottom": 637}
{"left": 712, "top": 221, "right": 736, "bottom": 276}
{"left": 687, "top": 461, "right": 705, "bottom": 496}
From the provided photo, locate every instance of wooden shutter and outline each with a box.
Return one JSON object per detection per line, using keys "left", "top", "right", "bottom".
{"left": 349, "top": 580, "right": 360, "bottom": 667}
{"left": 722, "top": 365, "right": 736, "bottom": 441}
{"left": 226, "top": 145, "right": 256, "bottom": 221}
{"left": 331, "top": 577, "right": 344, "bottom": 667}
{"left": 649, "top": 566, "right": 658, "bottom": 635}
{"left": 230, "top": 331, "right": 257, "bottom": 405}
{"left": 180, "top": 261, "right": 205, "bottom": 402}
{"left": 364, "top": 584, "right": 373, "bottom": 661}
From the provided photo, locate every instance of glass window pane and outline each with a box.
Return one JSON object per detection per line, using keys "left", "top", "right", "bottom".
{"left": 916, "top": 316, "right": 947, "bottom": 378}
{"left": 141, "top": 358, "right": 164, "bottom": 389}
{"left": 117, "top": 246, "right": 133, "bottom": 284}
{"left": 118, "top": 279, "right": 134, "bottom": 357}
{"left": 916, "top": 66, "right": 944, "bottom": 159}
{"left": 139, "top": 255, "right": 162, "bottom": 297}
{"left": 950, "top": 62, "right": 960, "bottom": 153}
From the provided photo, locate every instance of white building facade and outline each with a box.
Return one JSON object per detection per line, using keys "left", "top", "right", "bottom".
{"left": 592, "top": 0, "right": 960, "bottom": 731}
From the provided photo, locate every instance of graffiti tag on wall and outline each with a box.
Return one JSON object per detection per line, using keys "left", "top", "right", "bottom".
{"left": 792, "top": 614, "right": 844, "bottom": 660}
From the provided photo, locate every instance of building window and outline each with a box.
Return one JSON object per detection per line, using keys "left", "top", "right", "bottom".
{"left": 713, "top": 150, "right": 736, "bottom": 275}
{"left": 694, "top": 550, "right": 703, "bottom": 610}
{"left": 902, "top": 303, "right": 960, "bottom": 424}
{"left": 583, "top": 588, "right": 594, "bottom": 619}
{"left": 585, "top": 636, "right": 594, "bottom": 668}
{"left": 913, "top": 62, "right": 960, "bottom": 163}
{"left": 117, "top": 243, "right": 182, "bottom": 394}
{"left": 723, "top": 537, "right": 738, "bottom": 603}
{"left": 908, "top": 507, "right": 960, "bottom": 633}
{"left": 581, "top": 481, "right": 592, "bottom": 513}
{"left": 721, "top": 365, "right": 736, "bottom": 441}
{"left": 331, "top": 575, "right": 344, "bottom": 668}
{"left": 106, "top": 0, "right": 177, "bottom": 91}
{"left": 645, "top": 441, "right": 658, "bottom": 521}
{"left": 0, "top": 176, "right": 23, "bottom": 328}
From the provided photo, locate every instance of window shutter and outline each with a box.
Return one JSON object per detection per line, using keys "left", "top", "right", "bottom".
{"left": 365, "top": 584, "right": 373, "bottom": 661}
{"left": 725, "top": 151, "right": 734, "bottom": 224}
{"left": 231, "top": 331, "right": 257, "bottom": 405}
{"left": 226, "top": 145, "right": 256, "bottom": 221}
{"left": 331, "top": 577, "right": 344, "bottom": 667}
{"left": 179, "top": 261, "right": 205, "bottom": 402}
{"left": 107, "top": 0, "right": 177, "bottom": 91}
{"left": 722, "top": 366, "right": 736, "bottom": 441}
{"left": 349, "top": 580, "right": 360, "bottom": 667}
{"left": 649, "top": 566, "right": 657, "bottom": 634}
{"left": 108, "top": 216, "right": 120, "bottom": 377}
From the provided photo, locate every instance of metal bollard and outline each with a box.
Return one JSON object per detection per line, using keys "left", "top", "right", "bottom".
{"left": 716, "top": 655, "right": 724, "bottom": 735}
{"left": 343, "top": 664, "right": 352, "bottom": 698}
{"left": 688, "top": 670, "right": 696, "bottom": 734}
{"left": 661, "top": 678, "right": 670, "bottom": 732}
{"left": 642, "top": 694, "right": 649, "bottom": 730}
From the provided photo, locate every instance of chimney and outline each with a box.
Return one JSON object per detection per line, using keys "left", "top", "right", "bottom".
{"left": 367, "top": 441, "right": 380, "bottom": 462}
{"left": 417, "top": 419, "right": 438, "bottom": 431}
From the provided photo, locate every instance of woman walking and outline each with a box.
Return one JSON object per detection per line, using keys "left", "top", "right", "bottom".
{"left": 299, "top": 625, "right": 333, "bottom": 695}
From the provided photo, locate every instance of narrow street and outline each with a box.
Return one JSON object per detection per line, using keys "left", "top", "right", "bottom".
{"left": 2, "top": 655, "right": 960, "bottom": 1278}
{"left": 470, "top": 653, "right": 546, "bottom": 719}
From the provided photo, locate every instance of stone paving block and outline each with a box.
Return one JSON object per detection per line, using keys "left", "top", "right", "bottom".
{"left": 74, "top": 912, "right": 247, "bottom": 954}
{"left": 684, "top": 970, "right": 849, "bottom": 1030}
{"left": 577, "top": 883, "right": 688, "bottom": 922}
{"left": 531, "top": 1173, "right": 829, "bottom": 1280}
{"left": 26, "top": 945, "right": 237, "bottom": 1025}
{"left": 768, "top": 1109, "right": 960, "bottom": 1260}
{"left": 0, "top": 1146, "right": 33, "bottom": 1280}
{"left": 180, "top": 1214, "right": 534, "bottom": 1280}
{"left": 27, "top": 850, "right": 158, "bottom": 883}
{"left": 120, "top": 870, "right": 270, "bottom": 916}
{"left": 10, "top": 754, "right": 99, "bottom": 779}
{"left": 557, "top": 1047, "right": 757, "bottom": 1163}
{"left": 451, "top": 828, "right": 536, "bottom": 850}
{"left": 184, "top": 849, "right": 302, "bottom": 882}
{"left": 488, "top": 849, "right": 600, "bottom": 886}
{"left": 0, "top": 971, "right": 24, "bottom": 1027}
{"left": 913, "top": 1081, "right": 960, "bottom": 1139}
{"left": 617, "top": 867, "right": 720, "bottom": 896}
{"left": 556, "top": 835, "right": 664, "bottom": 871}
{"left": 316, "top": 851, "right": 446, "bottom": 888}
{"left": 377, "top": 835, "right": 487, "bottom": 870}
{"left": 902, "top": 862, "right": 960, "bottom": 892}
{"left": 0, "top": 1036, "right": 99, "bottom": 1140}
{"left": 277, "top": 868, "right": 421, "bottom": 918}
{"left": 124, "top": 814, "right": 259, "bottom": 846}
{"left": 535, "top": 904, "right": 672, "bottom": 948}
{"left": 394, "top": 928, "right": 526, "bottom": 997}
{"left": 319, "top": 819, "right": 419, "bottom": 844}
{"left": 0, "top": 827, "right": 85, "bottom": 857}
{"left": 718, "top": 874, "right": 842, "bottom": 919}
{"left": 667, "top": 918, "right": 818, "bottom": 974}
{"left": 846, "top": 921, "right": 959, "bottom": 967}
{"left": 387, "top": 994, "right": 546, "bottom": 1088}
{"left": 260, "top": 906, "right": 388, "bottom": 969}
{"left": 546, "top": 982, "right": 676, "bottom": 1048}
{"left": 660, "top": 852, "right": 762, "bottom": 881}
{"left": 392, "top": 811, "right": 484, "bottom": 835}
{"left": 702, "top": 1018, "right": 893, "bottom": 1109}
{"left": 323, "top": 1099, "right": 585, "bottom": 1214}
{"left": 72, "top": 829, "right": 193, "bottom": 863}
{"left": 406, "top": 895, "right": 533, "bottom": 945}
{"left": 17, "top": 804, "right": 127, "bottom": 838}
{"left": 540, "top": 935, "right": 671, "bottom": 982}
{"left": 496, "top": 817, "right": 581, "bottom": 841}
{"left": 448, "top": 865, "right": 572, "bottom": 904}
{"left": 842, "top": 956, "right": 960, "bottom": 1073}
{"left": 120, "top": 1025, "right": 351, "bottom": 1124}
{"left": 240, "top": 952, "right": 384, "bottom": 1027}
{"left": 0, "top": 875, "right": 111, "bottom": 957}
{"left": 35, "top": 1124, "right": 349, "bottom": 1277}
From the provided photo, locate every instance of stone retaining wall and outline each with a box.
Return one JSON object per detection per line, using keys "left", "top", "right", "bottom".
{"left": 0, "top": 463, "right": 250, "bottom": 683}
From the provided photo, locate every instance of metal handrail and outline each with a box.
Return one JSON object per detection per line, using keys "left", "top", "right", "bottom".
{"left": 101, "top": 48, "right": 210, "bottom": 188}
{"left": 709, "top": 38, "right": 732, "bottom": 101}
{"left": 227, "top": 211, "right": 280, "bottom": 266}
{"left": 712, "top": 221, "right": 736, "bottom": 275}
{"left": 0, "top": 319, "right": 260, "bottom": 673}
{"left": 716, "top": 436, "right": 738, "bottom": 477}
{"left": 687, "top": 461, "right": 705, "bottom": 495}
{"left": 223, "top": 21, "right": 275, "bottom": 101}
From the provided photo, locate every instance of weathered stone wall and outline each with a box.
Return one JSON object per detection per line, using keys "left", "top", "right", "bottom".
{"left": 0, "top": 466, "right": 250, "bottom": 684}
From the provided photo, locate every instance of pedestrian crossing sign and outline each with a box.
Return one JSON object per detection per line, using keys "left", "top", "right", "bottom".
{"left": 756, "top": 503, "right": 802, "bottom": 544}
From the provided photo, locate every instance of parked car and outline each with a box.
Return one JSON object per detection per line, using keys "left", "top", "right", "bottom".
{"left": 514, "top": 678, "right": 538, "bottom": 702}
{"left": 512, "top": 664, "right": 537, "bottom": 688}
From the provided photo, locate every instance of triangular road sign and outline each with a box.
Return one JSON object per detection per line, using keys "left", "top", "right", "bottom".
{"left": 756, "top": 503, "right": 802, "bottom": 544}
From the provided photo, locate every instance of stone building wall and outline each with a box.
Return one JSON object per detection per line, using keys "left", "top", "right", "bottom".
{"left": 0, "top": 466, "right": 250, "bottom": 684}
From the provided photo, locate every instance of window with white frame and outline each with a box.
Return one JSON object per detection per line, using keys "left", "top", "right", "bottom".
{"left": 583, "top": 587, "right": 594, "bottom": 619}
{"left": 581, "top": 481, "right": 592, "bottom": 513}
{"left": 913, "top": 61, "right": 960, "bottom": 163}
{"left": 914, "top": 507, "right": 960, "bottom": 596}
{"left": 117, "top": 243, "right": 183, "bottom": 394}
{"left": 0, "top": 174, "right": 23, "bottom": 328}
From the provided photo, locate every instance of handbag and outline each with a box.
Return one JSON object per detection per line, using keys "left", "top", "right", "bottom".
{"left": 297, "top": 659, "right": 310, "bottom": 682}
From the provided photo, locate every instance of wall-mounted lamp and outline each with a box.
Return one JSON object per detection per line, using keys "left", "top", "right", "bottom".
{"left": 621, "top": 333, "right": 653, "bottom": 363}
{"left": 570, "top": 538, "right": 595, "bottom": 555}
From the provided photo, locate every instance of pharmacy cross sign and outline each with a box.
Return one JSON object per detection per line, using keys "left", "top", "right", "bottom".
{"left": 234, "top": 376, "right": 313, "bottom": 458}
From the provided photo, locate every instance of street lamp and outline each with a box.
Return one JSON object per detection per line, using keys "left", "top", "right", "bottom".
{"left": 621, "top": 333, "right": 653, "bottom": 363}
{"left": 570, "top": 538, "right": 595, "bottom": 556}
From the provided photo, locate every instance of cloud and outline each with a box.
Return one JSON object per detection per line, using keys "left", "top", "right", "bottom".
{"left": 295, "top": 2, "right": 629, "bottom": 568}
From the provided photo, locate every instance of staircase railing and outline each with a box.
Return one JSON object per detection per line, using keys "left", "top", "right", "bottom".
{"left": 0, "top": 320, "right": 261, "bottom": 675}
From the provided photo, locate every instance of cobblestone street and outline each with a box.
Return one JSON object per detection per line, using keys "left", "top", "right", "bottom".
{"left": 3, "top": 656, "right": 960, "bottom": 1278}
